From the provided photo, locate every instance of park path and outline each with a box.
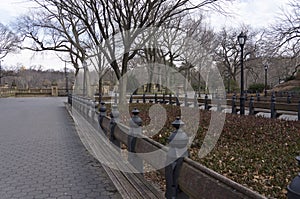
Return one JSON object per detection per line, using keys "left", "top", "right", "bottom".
{"left": 0, "top": 97, "right": 121, "bottom": 199}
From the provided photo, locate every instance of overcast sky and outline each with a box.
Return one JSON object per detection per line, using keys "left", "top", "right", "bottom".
{"left": 0, "top": 0, "right": 292, "bottom": 70}
{"left": 208, "top": 0, "right": 291, "bottom": 30}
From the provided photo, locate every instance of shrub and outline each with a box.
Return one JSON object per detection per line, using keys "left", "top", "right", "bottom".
{"left": 248, "top": 83, "right": 266, "bottom": 93}
{"left": 226, "top": 79, "right": 239, "bottom": 92}
{"left": 285, "top": 75, "right": 296, "bottom": 81}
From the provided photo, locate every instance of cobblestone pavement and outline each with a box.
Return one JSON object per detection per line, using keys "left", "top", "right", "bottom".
{"left": 0, "top": 97, "right": 122, "bottom": 199}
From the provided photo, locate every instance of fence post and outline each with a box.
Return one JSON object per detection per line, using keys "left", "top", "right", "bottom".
{"left": 82, "top": 98, "right": 85, "bottom": 115}
{"left": 194, "top": 93, "right": 198, "bottom": 108}
{"left": 82, "top": 98, "right": 86, "bottom": 114}
{"left": 98, "top": 102, "right": 107, "bottom": 134}
{"left": 90, "top": 100, "right": 96, "bottom": 123}
{"left": 87, "top": 99, "right": 92, "bottom": 119}
{"left": 204, "top": 94, "right": 209, "bottom": 110}
{"left": 155, "top": 93, "right": 158, "bottom": 104}
{"left": 287, "top": 92, "right": 291, "bottom": 104}
{"left": 114, "top": 92, "right": 118, "bottom": 104}
{"left": 184, "top": 93, "right": 188, "bottom": 107}
{"left": 298, "top": 100, "right": 300, "bottom": 121}
{"left": 80, "top": 97, "right": 83, "bottom": 112}
{"left": 129, "top": 95, "right": 133, "bottom": 104}
{"left": 163, "top": 93, "right": 166, "bottom": 104}
{"left": 232, "top": 94, "right": 237, "bottom": 114}
{"left": 68, "top": 94, "right": 72, "bottom": 105}
{"left": 72, "top": 95, "right": 75, "bottom": 108}
{"left": 128, "top": 108, "right": 143, "bottom": 172}
{"left": 165, "top": 117, "right": 189, "bottom": 199}
{"left": 176, "top": 93, "right": 180, "bottom": 106}
{"left": 110, "top": 104, "right": 120, "bottom": 148}
{"left": 256, "top": 92, "right": 260, "bottom": 102}
{"left": 143, "top": 93, "right": 146, "bottom": 103}
{"left": 78, "top": 97, "right": 82, "bottom": 112}
{"left": 249, "top": 96, "right": 254, "bottom": 115}
{"left": 86, "top": 99, "right": 90, "bottom": 117}
{"left": 74, "top": 96, "right": 78, "bottom": 109}
{"left": 217, "top": 95, "right": 222, "bottom": 112}
{"left": 271, "top": 94, "right": 277, "bottom": 119}
{"left": 79, "top": 97, "right": 82, "bottom": 111}
{"left": 169, "top": 93, "right": 172, "bottom": 105}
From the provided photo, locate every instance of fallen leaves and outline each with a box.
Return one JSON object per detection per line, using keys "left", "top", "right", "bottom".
{"left": 105, "top": 103, "right": 300, "bottom": 199}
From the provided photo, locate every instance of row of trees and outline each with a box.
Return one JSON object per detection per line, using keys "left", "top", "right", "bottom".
{"left": 0, "top": 0, "right": 299, "bottom": 94}
{"left": 0, "top": 66, "right": 75, "bottom": 89}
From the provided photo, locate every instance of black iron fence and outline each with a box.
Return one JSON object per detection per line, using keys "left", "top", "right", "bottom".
{"left": 93, "top": 93, "right": 299, "bottom": 121}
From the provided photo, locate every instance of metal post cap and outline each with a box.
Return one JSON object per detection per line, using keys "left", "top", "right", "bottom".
{"left": 271, "top": 95, "right": 276, "bottom": 102}
{"left": 99, "top": 102, "right": 107, "bottom": 114}
{"left": 132, "top": 108, "right": 140, "bottom": 115}
{"left": 172, "top": 117, "right": 184, "bottom": 129}
{"left": 130, "top": 108, "right": 142, "bottom": 127}
{"left": 110, "top": 105, "right": 119, "bottom": 118}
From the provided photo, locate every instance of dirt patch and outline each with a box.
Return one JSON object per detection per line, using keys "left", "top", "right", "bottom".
{"left": 272, "top": 79, "right": 300, "bottom": 92}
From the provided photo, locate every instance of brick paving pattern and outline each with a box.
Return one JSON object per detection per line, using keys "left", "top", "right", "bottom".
{"left": 0, "top": 97, "right": 121, "bottom": 199}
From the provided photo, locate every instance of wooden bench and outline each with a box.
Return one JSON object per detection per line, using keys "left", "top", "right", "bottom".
{"left": 66, "top": 104, "right": 164, "bottom": 199}
{"left": 68, "top": 96, "right": 266, "bottom": 199}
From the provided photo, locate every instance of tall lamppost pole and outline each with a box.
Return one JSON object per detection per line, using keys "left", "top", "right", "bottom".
{"left": 264, "top": 64, "right": 268, "bottom": 97}
{"left": 0, "top": 60, "right": 2, "bottom": 86}
{"left": 238, "top": 32, "right": 247, "bottom": 115}
{"left": 227, "top": 72, "right": 230, "bottom": 94}
{"left": 83, "top": 61, "right": 87, "bottom": 96}
{"left": 64, "top": 61, "right": 69, "bottom": 95}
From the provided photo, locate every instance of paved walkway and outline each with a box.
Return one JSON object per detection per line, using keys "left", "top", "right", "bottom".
{"left": 0, "top": 97, "right": 121, "bottom": 199}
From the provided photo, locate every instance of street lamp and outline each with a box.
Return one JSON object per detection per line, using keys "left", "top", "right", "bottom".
{"left": 82, "top": 61, "right": 87, "bottom": 96}
{"left": 0, "top": 60, "right": 2, "bottom": 86}
{"left": 64, "top": 61, "right": 69, "bottom": 95}
{"left": 264, "top": 64, "right": 268, "bottom": 97}
{"left": 238, "top": 31, "right": 247, "bottom": 115}
{"left": 225, "top": 71, "right": 230, "bottom": 93}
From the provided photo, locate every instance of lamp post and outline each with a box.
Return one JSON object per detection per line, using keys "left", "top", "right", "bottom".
{"left": 83, "top": 61, "right": 87, "bottom": 96}
{"left": 64, "top": 61, "right": 69, "bottom": 95}
{"left": 225, "top": 71, "right": 230, "bottom": 93}
{"left": 238, "top": 31, "right": 247, "bottom": 115}
{"left": 227, "top": 72, "right": 230, "bottom": 93}
{"left": 0, "top": 60, "right": 2, "bottom": 86}
{"left": 264, "top": 64, "right": 268, "bottom": 97}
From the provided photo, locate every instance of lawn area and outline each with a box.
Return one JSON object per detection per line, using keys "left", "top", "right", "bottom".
{"left": 105, "top": 103, "right": 300, "bottom": 198}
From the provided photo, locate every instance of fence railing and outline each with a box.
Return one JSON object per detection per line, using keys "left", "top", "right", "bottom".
{"left": 69, "top": 94, "right": 266, "bottom": 199}
{"left": 95, "top": 93, "right": 300, "bottom": 121}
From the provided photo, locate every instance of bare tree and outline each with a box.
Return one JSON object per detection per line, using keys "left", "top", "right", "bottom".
{"left": 214, "top": 27, "right": 263, "bottom": 90}
{"left": 136, "top": 14, "right": 216, "bottom": 94}
{"left": 179, "top": 15, "right": 216, "bottom": 93}
{"left": 25, "top": 0, "right": 228, "bottom": 84}
{"left": 0, "top": 23, "right": 20, "bottom": 59}
{"left": 13, "top": 3, "right": 89, "bottom": 75}
{"left": 0, "top": 23, "right": 21, "bottom": 84}
{"left": 12, "top": 0, "right": 231, "bottom": 99}
{"left": 268, "top": 1, "right": 300, "bottom": 77}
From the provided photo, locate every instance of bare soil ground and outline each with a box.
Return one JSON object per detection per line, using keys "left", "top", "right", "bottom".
{"left": 272, "top": 72, "right": 300, "bottom": 92}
